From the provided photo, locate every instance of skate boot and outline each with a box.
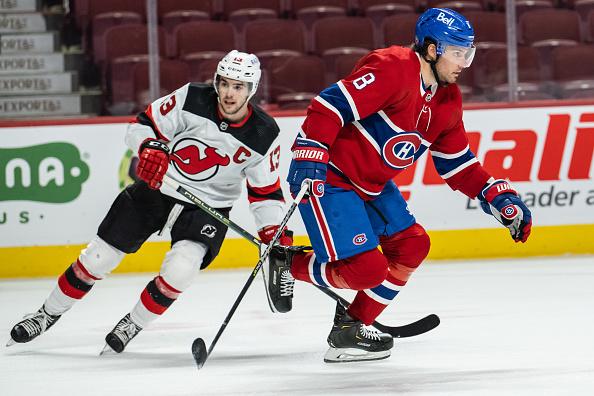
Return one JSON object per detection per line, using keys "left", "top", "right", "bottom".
{"left": 102, "top": 314, "right": 142, "bottom": 354}
{"left": 7, "top": 306, "right": 61, "bottom": 346}
{"left": 324, "top": 302, "right": 393, "bottom": 363}
{"left": 262, "top": 245, "right": 308, "bottom": 313}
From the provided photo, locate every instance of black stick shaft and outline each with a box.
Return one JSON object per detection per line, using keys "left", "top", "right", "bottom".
{"left": 163, "top": 176, "right": 310, "bottom": 361}
{"left": 163, "top": 176, "right": 261, "bottom": 248}
{"left": 162, "top": 176, "right": 437, "bottom": 345}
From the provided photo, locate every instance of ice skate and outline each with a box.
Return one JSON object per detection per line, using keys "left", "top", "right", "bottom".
{"left": 101, "top": 314, "right": 142, "bottom": 354}
{"left": 324, "top": 302, "right": 393, "bottom": 363}
{"left": 7, "top": 306, "right": 61, "bottom": 346}
{"left": 262, "top": 245, "right": 308, "bottom": 313}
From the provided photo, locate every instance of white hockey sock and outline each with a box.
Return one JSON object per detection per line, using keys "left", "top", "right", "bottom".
{"left": 44, "top": 285, "right": 78, "bottom": 316}
{"left": 129, "top": 299, "right": 160, "bottom": 329}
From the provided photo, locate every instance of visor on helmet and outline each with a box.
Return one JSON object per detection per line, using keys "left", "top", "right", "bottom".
{"left": 441, "top": 44, "right": 476, "bottom": 68}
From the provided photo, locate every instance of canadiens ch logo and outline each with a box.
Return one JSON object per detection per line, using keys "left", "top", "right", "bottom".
{"left": 501, "top": 204, "right": 518, "bottom": 220}
{"left": 201, "top": 224, "right": 217, "bottom": 238}
{"left": 381, "top": 132, "right": 422, "bottom": 169}
{"left": 353, "top": 233, "right": 367, "bottom": 245}
{"left": 171, "top": 138, "right": 230, "bottom": 181}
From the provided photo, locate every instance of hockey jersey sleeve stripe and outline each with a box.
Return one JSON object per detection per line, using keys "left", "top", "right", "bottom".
{"left": 378, "top": 110, "right": 404, "bottom": 133}
{"left": 430, "top": 145, "right": 470, "bottom": 159}
{"left": 337, "top": 80, "right": 360, "bottom": 120}
{"left": 432, "top": 148, "right": 476, "bottom": 175}
{"left": 314, "top": 95, "right": 344, "bottom": 127}
{"left": 445, "top": 163, "right": 492, "bottom": 198}
{"left": 138, "top": 109, "right": 168, "bottom": 141}
{"left": 316, "top": 83, "right": 356, "bottom": 126}
{"left": 247, "top": 188, "right": 284, "bottom": 203}
{"left": 439, "top": 157, "right": 479, "bottom": 179}
{"left": 247, "top": 180, "right": 284, "bottom": 203}
{"left": 353, "top": 121, "right": 382, "bottom": 154}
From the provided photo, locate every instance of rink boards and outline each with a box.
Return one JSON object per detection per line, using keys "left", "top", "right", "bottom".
{"left": 1, "top": 101, "right": 593, "bottom": 277}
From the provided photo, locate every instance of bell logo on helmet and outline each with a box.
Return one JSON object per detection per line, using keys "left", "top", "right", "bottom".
{"left": 436, "top": 12, "right": 454, "bottom": 27}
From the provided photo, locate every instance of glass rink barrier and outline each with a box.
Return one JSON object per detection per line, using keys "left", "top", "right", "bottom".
{"left": 2, "top": 0, "right": 594, "bottom": 119}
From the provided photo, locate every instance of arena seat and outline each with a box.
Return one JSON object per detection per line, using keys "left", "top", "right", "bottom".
{"left": 266, "top": 55, "right": 326, "bottom": 108}
{"left": 519, "top": 9, "right": 582, "bottom": 45}
{"left": 476, "top": 46, "right": 542, "bottom": 88}
{"left": 133, "top": 60, "right": 191, "bottom": 111}
{"left": 244, "top": 19, "right": 307, "bottom": 58}
{"left": 291, "top": 0, "right": 350, "bottom": 29}
{"left": 173, "top": 21, "right": 236, "bottom": 59}
{"left": 381, "top": 13, "right": 418, "bottom": 46}
{"left": 357, "top": 0, "right": 416, "bottom": 28}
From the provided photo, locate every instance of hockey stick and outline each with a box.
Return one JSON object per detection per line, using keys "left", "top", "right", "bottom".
{"left": 163, "top": 176, "right": 440, "bottom": 340}
{"left": 163, "top": 175, "right": 310, "bottom": 369}
{"left": 314, "top": 286, "right": 439, "bottom": 338}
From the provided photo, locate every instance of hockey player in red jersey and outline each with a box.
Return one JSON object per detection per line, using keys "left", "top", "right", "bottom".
{"left": 264, "top": 8, "right": 532, "bottom": 363}
{"left": 7, "top": 50, "right": 293, "bottom": 353}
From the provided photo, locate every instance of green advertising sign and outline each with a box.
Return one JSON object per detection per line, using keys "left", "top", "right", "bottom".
{"left": 0, "top": 142, "right": 90, "bottom": 203}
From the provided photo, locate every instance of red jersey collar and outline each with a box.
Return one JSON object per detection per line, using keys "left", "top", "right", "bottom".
{"left": 217, "top": 104, "right": 253, "bottom": 128}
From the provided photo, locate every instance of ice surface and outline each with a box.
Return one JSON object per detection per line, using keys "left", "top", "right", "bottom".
{"left": 2, "top": 256, "right": 593, "bottom": 395}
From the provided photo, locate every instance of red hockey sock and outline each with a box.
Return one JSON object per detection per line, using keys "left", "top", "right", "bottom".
{"left": 57, "top": 259, "right": 100, "bottom": 300}
{"left": 291, "top": 249, "right": 389, "bottom": 290}
{"left": 140, "top": 275, "right": 181, "bottom": 315}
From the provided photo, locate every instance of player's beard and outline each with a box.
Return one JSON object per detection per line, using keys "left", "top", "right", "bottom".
{"left": 219, "top": 96, "right": 249, "bottom": 119}
{"left": 437, "top": 63, "right": 463, "bottom": 85}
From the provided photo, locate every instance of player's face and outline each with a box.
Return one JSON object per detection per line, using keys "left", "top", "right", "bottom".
{"left": 436, "top": 55, "right": 464, "bottom": 84}
{"left": 436, "top": 45, "right": 475, "bottom": 84}
{"left": 216, "top": 76, "right": 250, "bottom": 121}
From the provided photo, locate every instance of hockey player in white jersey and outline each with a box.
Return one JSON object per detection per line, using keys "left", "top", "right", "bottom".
{"left": 7, "top": 50, "right": 293, "bottom": 353}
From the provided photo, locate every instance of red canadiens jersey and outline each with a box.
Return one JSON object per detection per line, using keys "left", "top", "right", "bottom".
{"left": 125, "top": 83, "right": 286, "bottom": 228}
{"left": 300, "top": 46, "right": 490, "bottom": 199}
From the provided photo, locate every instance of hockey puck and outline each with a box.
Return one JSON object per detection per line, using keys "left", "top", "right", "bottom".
{"left": 191, "top": 338, "right": 207, "bottom": 369}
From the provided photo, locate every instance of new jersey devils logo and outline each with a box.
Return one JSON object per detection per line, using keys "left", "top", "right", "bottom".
{"left": 201, "top": 224, "right": 217, "bottom": 238}
{"left": 381, "top": 132, "right": 422, "bottom": 169}
{"left": 171, "top": 138, "right": 230, "bottom": 181}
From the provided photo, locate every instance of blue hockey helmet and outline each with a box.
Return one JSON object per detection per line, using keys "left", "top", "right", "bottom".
{"left": 415, "top": 8, "right": 475, "bottom": 66}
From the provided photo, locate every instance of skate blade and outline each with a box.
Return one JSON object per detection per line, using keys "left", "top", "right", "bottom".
{"left": 99, "top": 343, "right": 116, "bottom": 356}
{"left": 6, "top": 338, "right": 16, "bottom": 347}
{"left": 323, "top": 347, "right": 391, "bottom": 363}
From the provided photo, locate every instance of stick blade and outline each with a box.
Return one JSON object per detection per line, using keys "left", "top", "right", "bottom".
{"left": 191, "top": 338, "right": 207, "bottom": 369}
{"left": 375, "top": 313, "right": 440, "bottom": 338}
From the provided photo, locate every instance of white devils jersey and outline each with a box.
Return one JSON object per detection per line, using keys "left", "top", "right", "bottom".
{"left": 125, "top": 83, "right": 285, "bottom": 229}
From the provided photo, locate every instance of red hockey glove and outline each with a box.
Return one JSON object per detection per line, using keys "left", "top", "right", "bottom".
{"left": 258, "top": 225, "right": 294, "bottom": 246}
{"left": 137, "top": 139, "right": 170, "bottom": 189}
